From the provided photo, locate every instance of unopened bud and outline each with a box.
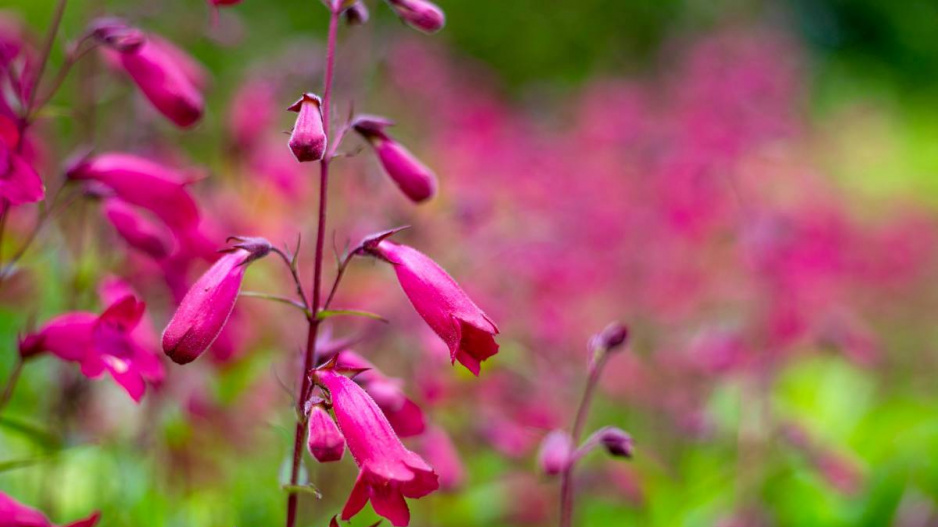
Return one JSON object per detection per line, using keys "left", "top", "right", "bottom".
{"left": 590, "top": 322, "right": 629, "bottom": 353}
{"left": 386, "top": 0, "right": 445, "bottom": 34}
{"left": 287, "top": 93, "right": 327, "bottom": 162}
{"left": 537, "top": 429, "right": 573, "bottom": 476}
{"left": 597, "top": 427, "right": 634, "bottom": 458}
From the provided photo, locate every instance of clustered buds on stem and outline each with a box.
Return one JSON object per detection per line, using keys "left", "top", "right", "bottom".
{"left": 353, "top": 116, "right": 438, "bottom": 203}
{"left": 161, "top": 237, "right": 271, "bottom": 364}
{"left": 288, "top": 93, "right": 327, "bottom": 162}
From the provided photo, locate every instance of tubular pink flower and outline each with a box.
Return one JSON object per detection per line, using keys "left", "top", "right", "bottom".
{"left": 102, "top": 198, "right": 173, "bottom": 259}
{"left": 353, "top": 116, "right": 437, "bottom": 203}
{"left": 307, "top": 405, "right": 346, "bottom": 463}
{"left": 386, "top": 0, "right": 445, "bottom": 34}
{"left": 0, "top": 123, "right": 43, "bottom": 205}
{"left": 17, "top": 295, "right": 164, "bottom": 403}
{"left": 0, "top": 492, "right": 100, "bottom": 527}
{"left": 316, "top": 369, "right": 439, "bottom": 526}
{"left": 368, "top": 240, "right": 499, "bottom": 375}
{"left": 161, "top": 239, "right": 270, "bottom": 365}
{"left": 67, "top": 153, "right": 200, "bottom": 234}
{"left": 287, "top": 93, "right": 327, "bottom": 162}
{"left": 103, "top": 34, "right": 204, "bottom": 127}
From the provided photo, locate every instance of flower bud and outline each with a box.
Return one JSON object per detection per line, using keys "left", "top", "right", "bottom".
{"left": 287, "top": 93, "right": 327, "bottom": 162}
{"left": 344, "top": 1, "right": 369, "bottom": 25}
{"left": 307, "top": 405, "right": 346, "bottom": 463}
{"left": 386, "top": 0, "right": 445, "bottom": 34}
{"left": 597, "top": 427, "right": 634, "bottom": 458}
{"left": 589, "top": 322, "right": 629, "bottom": 353}
{"left": 537, "top": 429, "right": 573, "bottom": 476}
{"left": 353, "top": 115, "right": 437, "bottom": 203}
{"left": 161, "top": 238, "right": 271, "bottom": 364}
{"left": 89, "top": 17, "right": 146, "bottom": 52}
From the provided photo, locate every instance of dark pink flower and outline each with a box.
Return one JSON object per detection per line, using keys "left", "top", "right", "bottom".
{"left": 316, "top": 369, "right": 439, "bottom": 526}
{"left": 287, "top": 93, "right": 327, "bottom": 162}
{"left": 386, "top": 0, "right": 445, "bottom": 34}
{"left": 418, "top": 426, "right": 465, "bottom": 490}
{"left": 336, "top": 351, "right": 426, "bottom": 437}
{"left": 67, "top": 153, "right": 200, "bottom": 234}
{"left": 0, "top": 118, "right": 43, "bottom": 205}
{"left": 18, "top": 295, "right": 164, "bottom": 403}
{"left": 161, "top": 238, "right": 270, "bottom": 365}
{"left": 103, "top": 34, "right": 204, "bottom": 127}
{"left": 102, "top": 198, "right": 173, "bottom": 259}
{"left": 366, "top": 240, "right": 499, "bottom": 375}
{"left": 0, "top": 492, "right": 100, "bottom": 527}
{"left": 307, "top": 405, "right": 346, "bottom": 463}
{"left": 537, "top": 430, "right": 573, "bottom": 476}
{"left": 353, "top": 116, "right": 437, "bottom": 203}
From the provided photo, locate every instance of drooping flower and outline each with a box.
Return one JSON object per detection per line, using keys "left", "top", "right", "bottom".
{"left": 287, "top": 93, "right": 327, "bottom": 162}
{"left": 385, "top": 0, "right": 445, "bottom": 34}
{"left": 537, "top": 430, "right": 573, "bottom": 476}
{"left": 353, "top": 116, "right": 437, "bottom": 203}
{"left": 595, "top": 427, "right": 634, "bottom": 458}
{"left": 0, "top": 492, "right": 100, "bottom": 527}
{"left": 307, "top": 405, "right": 346, "bottom": 463}
{"left": 316, "top": 369, "right": 439, "bottom": 526}
{"left": 99, "top": 27, "right": 204, "bottom": 127}
{"left": 0, "top": 116, "right": 43, "bottom": 205}
{"left": 102, "top": 198, "right": 173, "bottom": 259}
{"left": 18, "top": 294, "right": 164, "bottom": 403}
{"left": 161, "top": 237, "right": 271, "bottom": 365}
{"left": 336, "top": 351, "right": 426, "bottom": 437}
{"left": 66, "top": 153, "right": 200, "bottom": 234}
{"left": 364, "top": 240, "right": 499, "bottom": 375}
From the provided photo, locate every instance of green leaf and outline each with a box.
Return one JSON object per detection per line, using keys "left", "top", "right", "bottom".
{"left": 0, "top": 416, "right": 60, "bottom": 450}
{"left": 0, "top": 458, "right": 44, "bottom": 473}
{"left": 317, "top": 309, "right": 388, "bottom": 323}
{"left": 281, "top": 484, "right": 323, "bottom": 499}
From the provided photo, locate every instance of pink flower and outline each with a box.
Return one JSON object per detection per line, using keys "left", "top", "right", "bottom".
{"left": 537, "top": 430, "right": 573, "bottom": 476}
{"left": 386, "top": 0, "right": 445, "bottom": 34}
{"left": 18, "top": 294, "right": 164, "bottom": 403}
{"left": 0, "top": 118, "right": 43, "bottom": 205}
{"left": 336, "top": 351, "right": 426, "bottom": 437}
{"left": 287, "top": 93, "right": 327, "bottom": 162}
{"left": 353, "top": 116, "right": 437, "bottom": 203}
{"left": 67, "top": 153, "right": 200, "bottom": 234}
{"left": 102, "top": 32, "right": 204, "bottom": 127}
{"left": 365, "top": 240, "right": 499, "bottom": 375}
{"left": 161, "top": 238, "right": 270, "bottom": 365}
{"left": 307, "top": 405, "right": 346, "bottom": 462}
{"left": 418, "top": 426, "right": 465, "bottom": 490}
{"left": 0, "top": 492, "right": 100, "bottom": 527}
{"left": 316, "top": 369, "right": 439, "bottom": 526}
{"left": 102, "top": 198, "right": 173, "bottom": 259}
{"left": 344, "top": 2, "right": 370, "bottom": 25}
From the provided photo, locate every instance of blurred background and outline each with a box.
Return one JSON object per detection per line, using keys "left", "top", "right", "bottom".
{"left": 2, "top": 0, "right": 938, "bottom": 526}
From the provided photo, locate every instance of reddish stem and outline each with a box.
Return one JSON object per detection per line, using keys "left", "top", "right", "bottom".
{"left": 285, "top": 7, "right": 340, "bottom": 527}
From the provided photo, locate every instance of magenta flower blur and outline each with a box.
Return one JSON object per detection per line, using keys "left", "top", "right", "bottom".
{"left": 0, "top": 492, "right": 100, "bottom": 527}
{"left": 0, "top": 120, "right": 43, "bottom": 205}
{"left": 344, "top": 1, "right": 370, "bottom": 25}
{"left": 336, "top": 351, "right": 426, "bottom": 437}
{"left": 67, "top": 153, "right": 200, "bottom": 235}
{"left": 307, "top": 405, "right": 346, "bottom": 463}
{"left": 102, "top": 198, "right": 173, "bottom": 259}
{"left": 353, "top": 116, "right": 437, "bottom": 203}
{"left": 161, "top": 238, "right": 271, "bottom": 364}
{"left": 287, "top": 93, "right": 327, "bottom": 162}
{"left": 367, "top": 240, "right": 499, "bottom": 375}
{"left": 102, "top": 32, "right": 204, "bottom": 127}
{"left": 18, "top": 295, "right": 164, "bottom": 403}
{"left": 386, "top": 0, "right": 445, "bottom": 34}
{"left": 316, "top": 369, "right": 439, "bottom": 526}
{"left": 537, "top": 429, "right": 573, "bottom": 476}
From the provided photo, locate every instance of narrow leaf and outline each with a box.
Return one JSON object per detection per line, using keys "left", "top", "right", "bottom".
{"left": 317, "top": 309, "right": 388, "bottom": 323}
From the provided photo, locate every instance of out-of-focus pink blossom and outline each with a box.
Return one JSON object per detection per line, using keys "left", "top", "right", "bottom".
{"left": 102, "top": 32, "right": 205, "bottom": 127}
{"left": 307, "top": 405, "right": 346, "bottom": 463}
{"left": 537, "top": 429, "right": 573, "bottom": 476}
{"left": 162, "top": 239, "right": 270, "bottom": 364}
{"left": 336, "top": 351, "right": 426, "bottom": 437}
{"left": 353, "top": 116, "right": 437, "bottom": 203}
{"left": 287, "top": 93, "right": 326, "bottom": 162}
{"left": 67, "top": 153, "right": 200, "bottom": 234}
{"left": 367, "top": 240, "right": 499, "bottom": 375}
{"left": 18, "top": 295, "right": 164, "bottom": 402}
{"left": 102, "top": 198, "right": 173, "bottom": 259}
{"left": 228, "top": 79, "right": 278, "bottom": 151}
{"left": 316, "top": 369, "right": 438, "bottom": 526}
{"left": 418, "top": 426, "right": 465, "bottom": 490}
{"left": 386, "top": 0, "right": 445, "bottom": 34}
{"left": 0, "top": 492, "right": 100, "bottom": 527}
{"left": 0, "top": 118, "right": 43, "bottom": 205}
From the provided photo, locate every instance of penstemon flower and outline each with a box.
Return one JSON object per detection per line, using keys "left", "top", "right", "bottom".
{"left": 315, "top": 368, "right": 439, "bottom": 526}
{"left": 307, "top": 405, "right": 346, "bottom": 463}
{"left": 0, "top": 120, "right": 44, "bottom": 205}
{"left": 364, "top": 239, "right": 499, "bottom": 375}
{"left": 0, "top": 492, "right": 100, "bottom": 527}
{"left": 161, "top": 237, "right": 271, "bottom": 364}
{"left": 353, "top": 116, "right": 438, "bottom": 203}
{"left": 101, "top": 198, "right": 174, "bottom": 259}
{"left": 287, "top": 93, "right": 327, "bottom": 162}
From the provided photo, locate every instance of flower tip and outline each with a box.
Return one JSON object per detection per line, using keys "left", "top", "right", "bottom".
{"left": 538, "top": 429, "right": 574, "bottom": 476}
{"left": 598, "top": 427, "right": 634, "bottom": 458}
{"left": 591, "top": 322, "right": 629, "bottom": 353}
